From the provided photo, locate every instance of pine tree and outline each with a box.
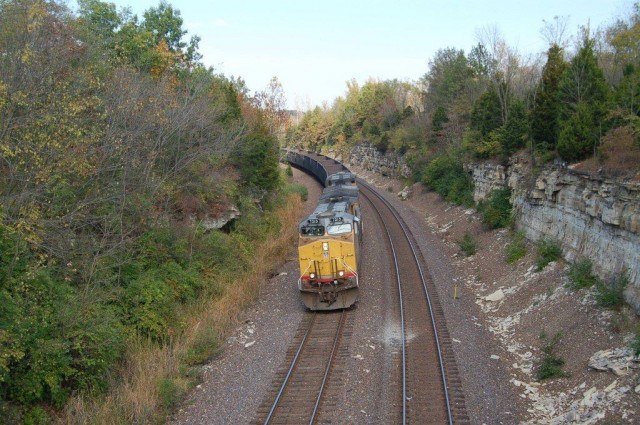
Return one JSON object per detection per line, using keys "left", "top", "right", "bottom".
{"left": 500, "top": 99, "right": 529, "bottom": 158}
{"left": 531, "top": 44, "right": 567, "bottom": 152}
{"left": 557, "top": 37, "right": 609, "bottom": 161}
{"left": 470, "top": 85, "right": 502, "bottom": 137}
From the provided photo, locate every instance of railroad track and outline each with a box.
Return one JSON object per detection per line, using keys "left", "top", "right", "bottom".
{"left": 359, "top": 179, "right": 469, "bottom": 424}
{"left": 254, "top": 310, "right": 348, "bottom": 424}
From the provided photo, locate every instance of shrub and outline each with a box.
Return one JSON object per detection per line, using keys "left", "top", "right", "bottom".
{"left": 0, "top": 270, "right": 125, "bottom": 408}
{"left": 632, "top": 331, "right": 640, "bottom": 356}
{"left": 158, "top": 377, "right": 183, "bottom": 411}
{"left": 458, "top": 232, "right": 477, "bottom": 256}
{"left": 505, "top": 231, "right": 527, "bottom": 263}
{"left": 285, "top": 165, "right": 293, "bottom": 177}
{"left": 422, "top": 154, "right": 474, "bottom": 206}
{"left": 567, "top": 258, "right": 600, "bottom": 289}
{"left": 478, "top": 187, "right": 512, "bottom": 229}
{"left": 537, "top": 332, "right": 568, "bottom": 380}
{"left": 595, "top": 272, "right": 628, "bottom": 310}
{"left": 535, "top": 239, "right": 562, "bottom": 271}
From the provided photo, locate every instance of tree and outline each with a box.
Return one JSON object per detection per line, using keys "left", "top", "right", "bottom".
{"left": 470, "top": 85, "right": 503, "bottom": 137}
{"left": 499, "top": 99, "right": 529, "bottom": 157}
{"left": 476, "top": 26, "right": 522, "bottom": 124}
{"left": 254, "top": 76, "right": 288, "bottom": 138}
{"left": 557, "top": 36, "right": 609, "bottom": 161}
{"left": 142, "top": 1, "right": 186, "bottom": 52}
{"left": 608, "top": 5, "right": 640, "bottom": 115}
{"left": 531, "top": 44, "right": 568, "bottom": 151}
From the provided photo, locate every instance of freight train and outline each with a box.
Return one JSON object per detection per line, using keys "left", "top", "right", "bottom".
{"left": 287, "top": 151, "right": 362, "bottom": 310}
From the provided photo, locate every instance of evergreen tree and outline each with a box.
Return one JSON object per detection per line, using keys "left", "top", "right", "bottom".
{"left": 500, "top": 99, "right": 529, "bottom": 158}
{"left": 470, "top": 85, "right": 502, "bottom": 137}
{"left": 557, "top": 37, "right": 609, "bottom": 161}
{"left": 531, "top": 44, "right": 567, "bottom": 151}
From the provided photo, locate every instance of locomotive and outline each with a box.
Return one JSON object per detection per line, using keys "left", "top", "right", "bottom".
{"left": 287, "top": 151, "right": 362, "bottom": 310}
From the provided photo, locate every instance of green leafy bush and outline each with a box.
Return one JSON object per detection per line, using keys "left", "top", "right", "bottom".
{"left": 505, "top": 231, "right": 527, "bottom": 263}
{"left": 535, "top": 239, "right": 562, "bottom": 271}
{"left": 458, "top": 232, "right": 477, "bottom": 256}
{"left": 1, "top": 269, "right": 124, "bottom": 407}
{"left": 596, "top": 272, "right": 628, "bottom": 310}
{"left": 567, "top": 258, "right": 600, "bottom": 289}
{"left": 422, "top": 154, "right": 474, "bottom": 206}
{"left": 478, "top": 187, "right": 512, "bottom": 229}
{"left": 158, "top": 377, "right": 182, "bottom": 411}
{"left": 537, "top": 332, "right": 568, "bottom": 380}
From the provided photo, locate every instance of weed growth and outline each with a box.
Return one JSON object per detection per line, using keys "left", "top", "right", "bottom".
{"left": 458, "top": 232, "right": 477, "bottom": 256}
{"left": 478, "top": 187, "right": 512, "bottom": 229}
{"left": 596, "top": 272, "right": 629, "bottom": 310}
{"left": 567, "top": 258, "right": 600, "bottom": 289}
{"left": 537, "top": 332, "right": 568, "bottom": 380}
{"left": 632, "top": 331, "right": 640, "bottom": 356}
{"left": 505, "top": 231, "right": 527, "bottom": 263}
{"left": 535, "top": 239, "right": 562, "bottom": 271}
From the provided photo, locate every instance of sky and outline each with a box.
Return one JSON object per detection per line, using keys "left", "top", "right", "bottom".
{"left": 97, "top": 0, "right": 632, "bottom": 110}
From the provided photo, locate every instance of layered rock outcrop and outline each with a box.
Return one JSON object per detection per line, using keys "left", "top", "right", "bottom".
{"left": 471, "top": 158, "right": 640, "bottom": 311}
{"left": 347, "top": 143, "right": 410, "bottom": 178}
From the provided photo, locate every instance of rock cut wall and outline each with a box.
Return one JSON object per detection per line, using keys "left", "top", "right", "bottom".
{"left": 347, "top": 144, "right": 410, "bottom": 178}
{"left": 471, "top": 159, "right": 640, "bottom": 311}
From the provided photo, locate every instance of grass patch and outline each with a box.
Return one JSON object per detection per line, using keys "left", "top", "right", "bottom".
{"left": 535, "top": 238, "right": 562, "bottom": 271}
{"left": 478, "top": 187, "right": 512, "bottom": 229}
{"left": 282, "top": 183, "right": 308, "bottom": 201}
{"left": 458, "top": 232, "right": 477, "bottom": 256}
{"left": 184, "top": 324, "right": 220, "bottom": 366}
{"left": 505, "top": 231, "right": 527, "bottom": 264}
{"left": 537, "top": 332, "right": 568, "bottom": 381}
{"left": 595, "top": 271, "right": 629, "bottom": 310}
{"left": 567, "top": 258, "right": 600, "bottom": 289}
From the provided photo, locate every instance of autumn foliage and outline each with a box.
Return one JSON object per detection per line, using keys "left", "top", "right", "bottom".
{"left": 0, "top": 0, "right": 283, "bottom": 420}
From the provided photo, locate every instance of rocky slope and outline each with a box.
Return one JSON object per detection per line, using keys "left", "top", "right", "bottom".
{"left": 470, "top": 156, "right": 640, "bottom": 313}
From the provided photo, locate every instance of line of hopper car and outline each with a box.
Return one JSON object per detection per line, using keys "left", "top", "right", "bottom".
{"left": 286, "top": 150, "right": 362, "bottom": 310}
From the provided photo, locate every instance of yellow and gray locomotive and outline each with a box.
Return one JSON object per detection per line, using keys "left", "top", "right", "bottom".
{"left": 297, "top": 171, "right": 362, "bottom": 310}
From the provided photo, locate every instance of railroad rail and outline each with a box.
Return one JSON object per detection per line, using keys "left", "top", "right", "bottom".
{"left": 281, "top": 150, "right": 468, "bottom": 423}
{"left": 254, "top": 310, "right": 348, "bottom": 424}
{"left": 359, "top": 179, "right": 469, "bottom": 424}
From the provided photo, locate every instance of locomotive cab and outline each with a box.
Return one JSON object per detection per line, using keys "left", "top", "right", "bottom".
{"left": 297, "top": 195, "right": 361, "bottom": 310}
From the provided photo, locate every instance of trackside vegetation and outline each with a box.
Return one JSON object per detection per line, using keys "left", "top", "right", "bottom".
{"left": 0, "top": 0, "right": 296, "bottom": 422}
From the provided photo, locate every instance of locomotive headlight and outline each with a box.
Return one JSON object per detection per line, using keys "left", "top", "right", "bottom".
{"left": 338, "top": 270, "right": 344, "bottom": 277}
{"left": 309, "top": 272, "right": 316, "bottom": 279}
{"left": 322, "top": 242, "right": 329, "bottom": 251}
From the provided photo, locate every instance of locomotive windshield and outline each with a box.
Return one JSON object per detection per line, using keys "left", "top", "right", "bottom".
{"left": 301, "top": 225, "right": 324, "bottom": 236}
{"left": 326, "top": 223, "right": 352, "bottom": 235}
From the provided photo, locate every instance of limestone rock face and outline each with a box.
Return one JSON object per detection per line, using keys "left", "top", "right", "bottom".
{"left": 468, "top": 161, "right": 507, "bottom": 203}
{"left": 193, "top": 205, "right": 241, "bottom": 230}
{"left": 348, "top": 143, "right": 410, "bottom": 178}
{"left": 469, "top": 159, "right": 640, "bottom": 311}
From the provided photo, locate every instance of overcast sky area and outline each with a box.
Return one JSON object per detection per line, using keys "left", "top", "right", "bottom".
{"left": 99, "top": 0, "right": 632, "bottom": 110}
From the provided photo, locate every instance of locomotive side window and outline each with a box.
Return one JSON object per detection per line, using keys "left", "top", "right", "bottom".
{"left": 327, "top": 223, "right": 352, "bottom": 235}
{"left": 301, "top": 226, "right": 324, "bottom": 236}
